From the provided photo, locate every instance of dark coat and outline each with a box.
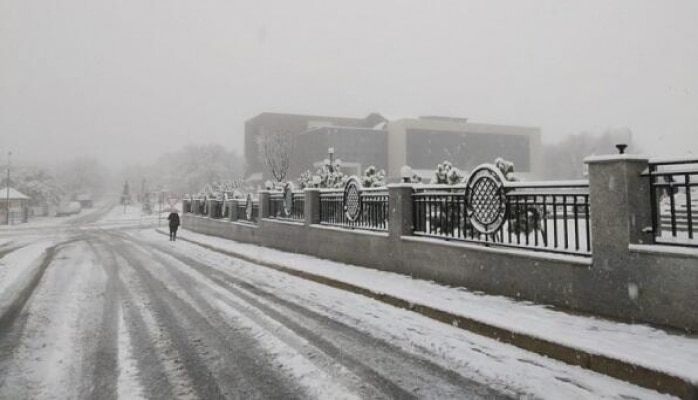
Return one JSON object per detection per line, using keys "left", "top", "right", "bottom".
{"left": 168, "top": 212, "right": 180, "bottom": 227}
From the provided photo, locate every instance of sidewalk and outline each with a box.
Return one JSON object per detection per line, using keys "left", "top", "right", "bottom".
{"left": 160, "top": 228, "right": 698, "bottom": 399}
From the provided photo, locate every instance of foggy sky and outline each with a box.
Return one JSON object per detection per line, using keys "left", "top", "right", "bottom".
{"left": 1, "top": 0, "right": 697, "bottom": 169}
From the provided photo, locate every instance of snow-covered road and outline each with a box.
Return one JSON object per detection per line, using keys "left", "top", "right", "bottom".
{"left": 0, "top": 205, "right": 676, "bottom": 399}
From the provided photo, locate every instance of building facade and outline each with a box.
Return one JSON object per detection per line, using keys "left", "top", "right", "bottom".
{"left": 387, "top": 116, "right": 543, "bottom": 180}
{"left": 244, "top": 112, "right": 543, "bottom": 184}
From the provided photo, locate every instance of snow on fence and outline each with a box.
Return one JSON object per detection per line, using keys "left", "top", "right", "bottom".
{"left": 319, "top": 187, "right": 389, "bottom": 231}
{"left": 235, "top": 197, "right": 259, "bottom": 224}
{"left": 268, "top": 190, "right": 305, "bottom": 222}
{"left": 182, "top": 158, "right": 698, "bottom": 254}
{"left": 412, "top": 180, "right": 591, "bottom": 256}
{"left": 646, "top": 157, "right": 698, "bottom": 247}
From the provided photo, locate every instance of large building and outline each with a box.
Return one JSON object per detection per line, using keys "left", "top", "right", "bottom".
{"left": 244, "top": 112, "right": 542, "bottom": 184}
{"left": 387, "top": 116, "right": 542, "bottom": 180}
{"left": 244, "top": 112, "right": 386, "bottom": 182}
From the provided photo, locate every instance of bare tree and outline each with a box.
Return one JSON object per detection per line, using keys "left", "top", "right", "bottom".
{"left": 257, "top": 129, "right": 294, "bottom": 183}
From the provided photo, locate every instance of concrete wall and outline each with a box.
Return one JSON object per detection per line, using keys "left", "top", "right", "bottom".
{"left": 183, "top": 156, "right": 698, "bottom": 332}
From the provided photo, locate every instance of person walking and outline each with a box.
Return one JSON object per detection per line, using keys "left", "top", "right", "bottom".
{"left": 167, "top": 211, "right": 180, "bottom": 241}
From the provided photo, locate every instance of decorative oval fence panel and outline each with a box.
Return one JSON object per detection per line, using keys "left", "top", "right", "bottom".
{"left": 465, "top": 164, "right": 507, "bottom": 234}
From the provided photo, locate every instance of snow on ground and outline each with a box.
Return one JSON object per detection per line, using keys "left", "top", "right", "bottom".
{"left": 161, "top": 228, "right": 698, "bottom": 387}
{"left": 0, "top": 239, "right": 56, "bottom": 317}
{"left": 116, "top": 305, "right": 147, "bottom": 400}
{"left": 141, "top": 248, "right": 369, "bottom": 400}
{"left": 99, "top": 204, "right": 157, "bottom": 223}
{"left": 140, "top": 229, "right": 677, "bottom": 399}
{"left": 0, "top": 241, "right": 108, "bottom": 399}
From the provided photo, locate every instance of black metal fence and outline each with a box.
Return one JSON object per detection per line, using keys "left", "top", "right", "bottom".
{"left": 319, "top": 188, "right": 389, "bottom": 231}
{"left": 413, "top": 181, "right": 591, "bottom": 255}
{"left": 210, "top": 200, "right": 223, "bottom": 219}
{"left": 236, "top": 201, "right": 259, "bottom": 224}
{"left": 647, "top": 158, "right": 697, "bottom": 246}
{"left": 268, "top": 192, "right": 305, "bottom": 221}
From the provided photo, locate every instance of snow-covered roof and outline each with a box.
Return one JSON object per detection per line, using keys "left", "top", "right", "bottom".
{"left": 0, "top": 187, "right": 30, "bottom": 200}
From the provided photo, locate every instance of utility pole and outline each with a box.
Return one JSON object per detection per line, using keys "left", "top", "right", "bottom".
{"left": 6, "top": 151, "right": 11, "bottom": 225}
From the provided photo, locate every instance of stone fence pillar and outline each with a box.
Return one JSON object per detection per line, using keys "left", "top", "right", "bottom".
{"left": 585, "top": 155, "right": 652, "bottom": 268}
{"left": 388, "top": 184, "right": 414, "bottom": 238}
{"left": 258, "top": 191, "right": 270, "bottom": 219}
{"left": 304, "top": 189, "right": 320, "bottom": 226}
{"left": 229, "top": 200, "right": 239, "bottom": 221}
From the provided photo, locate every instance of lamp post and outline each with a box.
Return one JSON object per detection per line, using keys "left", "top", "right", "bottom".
{"left": 400, "top": 165, "right": 413, "bottom": 183}
{"left": 328, "top": 147, "right": 334, "bottom": 173}
{"left": 6, "top": 151, "right": 11, "bottom": 225}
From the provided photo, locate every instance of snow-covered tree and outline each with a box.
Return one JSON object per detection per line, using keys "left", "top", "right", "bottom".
{"left": 494, "top": 157, "right": 518, "bottom": 182}
{"left": 1, "top": 166, "right": 63, "bottom": 207}
{"left": 135, "top": 144, "right": 244, "bottom": 196}
{"left": 297, "top": 159, "right": 346, "bottom": 189}
{"left": 257, "top": 129, "right": 294, "bottom": 183}
{"left": 297, "top": 170, "right": 314, "bottom": 190}
{"left": 55, "top": 157, "right": 110, "bottom": 198}
{"left": 361, "top": 166, "right": 386, "bottom": 188}
{"left": 431, "top": 161, "right": 464, "bottom": 185}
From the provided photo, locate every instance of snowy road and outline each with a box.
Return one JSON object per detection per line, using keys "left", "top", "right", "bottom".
{"left": 0, "top": 209, "right": 508, "bottom": 399}
{"left": 0, "top": 205, "right": 675, "bottom": 399}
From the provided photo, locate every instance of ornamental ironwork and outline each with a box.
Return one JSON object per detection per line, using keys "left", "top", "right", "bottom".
{"left": 245, "top": 194, "right": 253, "bottom": 221}
{"left": 283, "top": 182, "right": 294, "bottom": 217}
{"left": 343, "top": 177, "right": 362, "bottom": 222}
{"left": 465, "top": 164, "right": 507, "bottom": 234}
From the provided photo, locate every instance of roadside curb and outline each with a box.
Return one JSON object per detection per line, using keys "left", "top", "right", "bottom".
{"left": 157, "top": 229, "right": 698, "bottom": 399}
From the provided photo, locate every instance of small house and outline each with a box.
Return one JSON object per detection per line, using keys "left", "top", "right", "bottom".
{"left": 0, "top": 187, "right": 30, "bottom": 224}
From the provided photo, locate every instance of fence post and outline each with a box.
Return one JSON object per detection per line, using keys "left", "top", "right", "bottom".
{"left": 229, "top": 200, "right": 239, "bottom": 221}
{"left": 204, "top": 199, "right": 212, "bottom": 218}
{"left": 388, "top": 184, "right": 414, "bottom": 238}
{"left": 304, "top": 188, "right": 320, "bottom": 226}
{"left": 585, "top": 155, "right": 652, "bottom": 265}
{"left": 259, "top": 191, "right": 270, "bottom": 219}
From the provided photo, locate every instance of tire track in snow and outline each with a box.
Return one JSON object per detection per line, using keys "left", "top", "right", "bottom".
{"left": 127, "top": 233, "right": 507, "bottom": 400}
{"left": 0, "top": 240, "right": 108, "bottom": 399}
{"left": 0, "top": 243, "right": 58, "bottom": 335}
{"left": 113, "top": 235, "right": 305, "bottom": 400}
{"left": 125, "top": 241, "right": 362, "bottom": 400}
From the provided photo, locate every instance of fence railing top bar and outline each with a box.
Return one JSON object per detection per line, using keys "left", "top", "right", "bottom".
{"left": 648, "top": 156, "right": 698, "bottom": 166}
{"left": 318, "top": 191, "right": 344, "bottom": 196}
{"left": 643, "top": 167, "right": 698, "bottom": 176}
{"left": 506, "top": 189, "right": 590, "bottom": 197}
{"left": 412, "top": 190, "right": 465, "bottom": 197}
{"left": 412, "top": 183, "right": 469, "bottom": 191}
{"left": 361, "top": 186, "right": 389, "bottom": 193}
{"left": 504, "top": 180, "right": 589, "bottom": 189}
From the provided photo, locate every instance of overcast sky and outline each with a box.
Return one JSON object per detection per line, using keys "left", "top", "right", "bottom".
{"left": 1, "top": 0, "right": 697, "bottom": 169}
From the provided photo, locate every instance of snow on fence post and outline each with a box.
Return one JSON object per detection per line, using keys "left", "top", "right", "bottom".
{"left": 304, "top": 188, "right": 320, "bottom": 226}
{"left": 259, "top": 191, "right": 270, "bottom": 219}
{"left": 388, "top": 183, "right": 414, "bottom": 238}
{"left": 585, "top": 155, "right": 652, "bottom": 263}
